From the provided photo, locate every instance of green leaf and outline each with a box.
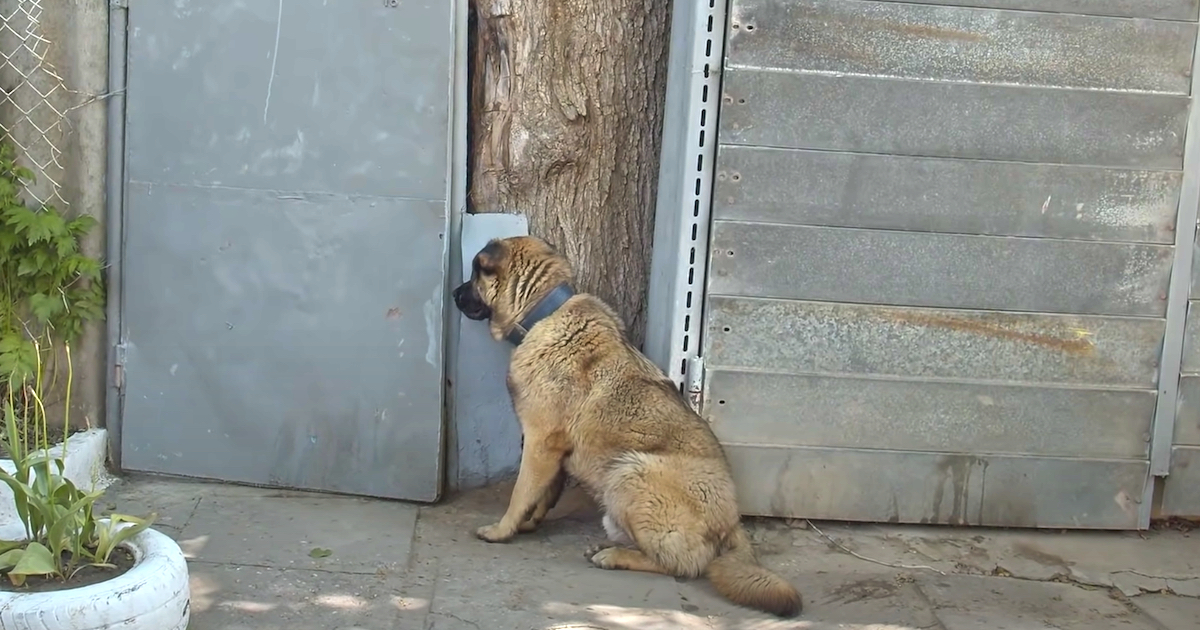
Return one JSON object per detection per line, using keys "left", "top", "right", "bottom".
{"left": 308, "top": 547, "right": 333, "bottom": 559}
{"left": 6, "top": 541, "right": 57, "bottom": 585}
{"left": 0, "top": 547, "right": 23, "bottom": 571}
{"left": 15, "top": 256, "right": 39, "bottom": 276}
{"left": 67, "top": 214, "right": 98, "bottom": 236}
{"left": 92, "top": 513, "right": 154, "bottom": 563}
{"left": 27, "top": 293, "right": 63, "bottom": 324}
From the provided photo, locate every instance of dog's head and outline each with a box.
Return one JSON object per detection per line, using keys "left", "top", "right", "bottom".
{"left": 452, "top": 236, "right": 574, "bottom": 341}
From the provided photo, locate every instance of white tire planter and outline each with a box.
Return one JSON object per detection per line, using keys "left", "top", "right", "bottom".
{"left": 0, "top": 520, "right": 190, "bottom": 630}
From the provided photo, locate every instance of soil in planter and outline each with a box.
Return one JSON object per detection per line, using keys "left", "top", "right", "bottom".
{"left": 0, "top": 423, "right": 79, "bottom": 458}
{"left": 0, "top": 547, "right": 136, "bottom": 593}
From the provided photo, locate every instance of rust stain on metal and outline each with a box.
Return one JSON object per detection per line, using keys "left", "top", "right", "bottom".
{"left": 885, "top": 22, "right": 986, "bottom": 43}
{"left": 887, "top": 311, "right": 1095, "bottom": 355}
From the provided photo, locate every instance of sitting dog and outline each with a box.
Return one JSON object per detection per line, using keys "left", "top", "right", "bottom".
{"left": 452, "top": 235, "right": 802, "bottom": 618}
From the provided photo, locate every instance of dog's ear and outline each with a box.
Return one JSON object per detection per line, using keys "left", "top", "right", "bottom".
{"left": 474, "top": 239, "right": 505, "bottom": 275}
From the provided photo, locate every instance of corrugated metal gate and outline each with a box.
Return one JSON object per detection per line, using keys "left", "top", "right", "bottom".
{"left": 114, "top": 0, "right": 458, "bottom": 502}
{"left": 649, "top": 0, "right": 1200, "bottom": 528}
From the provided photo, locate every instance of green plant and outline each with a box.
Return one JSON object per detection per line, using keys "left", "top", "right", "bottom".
{"left": 0, "top": 340, "right": 155, "bottom": 586}
{"left": 0, "top": 140, "right": 104, "bottom": 388}
{"left": 0, "top": 142, "right": 140, "bottom": 587}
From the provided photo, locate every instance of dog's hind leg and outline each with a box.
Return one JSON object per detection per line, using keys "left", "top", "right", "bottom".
{"left": 596, "top": 453, "right": 723, "bottom": 579}
{"left": 586, "top": 546, "right": 671, "bottom": 575}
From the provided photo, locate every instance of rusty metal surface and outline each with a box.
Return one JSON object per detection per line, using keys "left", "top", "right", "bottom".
{"left": 1161, "top": 447, "right": 1200, "bottom": 517}
{"left": 719, "top": 70, "right": 1190, "bottom": 169}
{"left": 1173, "top": 376, "right": 1200, "bottom": 446}
{"left": 709, "top": 221, "right": 1174, "bottom": 317}
{"left": 704, "top": 297, "right": 1165, "bottom": 388}
{"left": 712, "top": 147, "right": 1181, "bottom": 244}
{"left": 722, "top": 444, "right": 1148, "bottom": 528}
{"left": 866, "top": 0, "right": 1199, "bottom": 21}
{"left": 706, "top": 370, "right": 1154, "bottom": 459}
{"left": 727, "top": 0, "right": 1196, "bottom": 94}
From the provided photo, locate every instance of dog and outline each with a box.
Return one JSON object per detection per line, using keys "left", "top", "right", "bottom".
{"left": 452, "top": 235, "right": 802, "bottom": 617}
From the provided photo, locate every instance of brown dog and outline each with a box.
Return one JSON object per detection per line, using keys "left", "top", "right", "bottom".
{"left": 451, "top": 235, "right": 802, "bottom": 617}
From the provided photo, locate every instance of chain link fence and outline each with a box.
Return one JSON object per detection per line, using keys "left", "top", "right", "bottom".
{"left": 0, "top": 0, "right": 71, "bottom": 209}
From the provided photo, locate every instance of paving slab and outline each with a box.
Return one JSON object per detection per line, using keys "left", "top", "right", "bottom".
{"left": 103, "top": 475, "right": 423, "bottom": 629}
{"left": 98, "top": 475, "right": 203, "bottom": 534}
{"left": 177, "top": 486, "right": 418, "bottom": 574}
{"left": 186, "top": 562, "right": 408, "bottom": 630}
{"left": 99, "top": 475, "right": 1200, "bottom": 630}
{"left": 809, "top": 522, "right": 1200, "bottom": 596}
{"left": 415, "top": 483, "right": 942, "bottom": 629}
{"left": 918, "top": 574, "right": 1161, "bottom": 630}
{"left": 1130, "top": 593, "right": 1200, "bottom": 630}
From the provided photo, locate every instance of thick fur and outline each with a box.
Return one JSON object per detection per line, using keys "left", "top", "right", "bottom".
{"left": 451, "top": 236, "right": 803, "bottom": 618}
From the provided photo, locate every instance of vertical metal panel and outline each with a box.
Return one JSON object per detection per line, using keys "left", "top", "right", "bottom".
{"left": 727, "top": 0, "right": 1196, "bottom": 93}
{"left": 451, "top": 214, "right": 528, "bottom": 490}
{"left": 713, "top": 147, "right": 1181, "bottom": 243}
{"left": 706, "top": 370, "right": 1155, "bottom": 459}
{"left": 1192, "top": 243, "right": 1200, "bottom": 298}
{"left": 120, "top": 0, "right": 455, "bottom": 501}
{"left": 864, "top": 0, "right": 1199, "bottom": 21}
{"left": 1172, "top": 376, "right": 1200, "bottom": 446}
{"left": 1181, "top": 305, "right": 1200, "bottom": 378}
{"left": 1154, "top": 18, "right": 1200, "bottom": 520}
{"left": 709, "top": 221, "right": 1173, "bottom": 316}
{"left": 705, "top": 297, "right": 1165, "bottom": 388}
{"left": 644, "top": 0, "right": 726, "bottom": 394}
{"left": 443, "top": 0, "right": 471, "bottom": 490}
{"left": 722, "top": 445, "right": 1148, "bottom": 529}
{"left": 720, "top": 70, "right": 1190, "bottom": 168}
{"left": 1160, "top": 447, "right": 1200, "bottom": 517}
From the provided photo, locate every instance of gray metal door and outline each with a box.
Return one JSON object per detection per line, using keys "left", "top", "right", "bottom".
{"left": 117, "top": 0, "right": 454, "bottom": 501}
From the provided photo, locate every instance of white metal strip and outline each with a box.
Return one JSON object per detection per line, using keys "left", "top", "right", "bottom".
{"left": 644, "top": 0, "right": 728, "bottom": 410}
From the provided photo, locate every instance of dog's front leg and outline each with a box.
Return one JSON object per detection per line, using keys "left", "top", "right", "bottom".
{"left": 518, "top": 467, "right": 567, "bottom": 533}
{"left": 476, "top": 432, "right": 566, "bottom": 543}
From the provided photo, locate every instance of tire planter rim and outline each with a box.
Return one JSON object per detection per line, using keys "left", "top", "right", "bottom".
{"left": 0, "top": 519, "right": 191, "bottom": 630}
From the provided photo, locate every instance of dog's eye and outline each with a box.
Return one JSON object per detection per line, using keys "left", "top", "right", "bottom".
{"left": 472, "top": 257, "right": 491, "bottom": 277}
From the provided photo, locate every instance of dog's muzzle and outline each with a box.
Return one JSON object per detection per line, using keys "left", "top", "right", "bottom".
{"left": 453, "top": 282, "right": 492, "bottom": 321}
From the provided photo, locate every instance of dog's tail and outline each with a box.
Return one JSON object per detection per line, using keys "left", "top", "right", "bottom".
{"left": 705, "top": 527, "right": 802, "bottom": 618}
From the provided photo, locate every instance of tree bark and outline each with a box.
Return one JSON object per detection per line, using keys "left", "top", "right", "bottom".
{"left": 468, "top": 0, "right": 671, "bottom": 348}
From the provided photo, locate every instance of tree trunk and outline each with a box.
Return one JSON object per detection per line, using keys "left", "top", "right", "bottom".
{"left": 468, "top": 0, "right": 671, "bottom": 348}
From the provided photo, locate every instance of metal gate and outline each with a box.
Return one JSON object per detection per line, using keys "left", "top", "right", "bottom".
{"left": 113, "top": 0, "right": 458, "bottom": 502}
{"left": 648, "top": 0, "right": 1200, "bottom": 529}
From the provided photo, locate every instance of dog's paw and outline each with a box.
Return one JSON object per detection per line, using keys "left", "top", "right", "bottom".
{"left": 517, "top": 518, "right": 541, "bottom": 533}
{"left": 587, "top": 546, "right": 620, "bottom": 570}
{"left": 475, "top": 523, "right": 515, "bottom": 543}
{"left": 584, "top": 542, "right": 613, "bottom": 559}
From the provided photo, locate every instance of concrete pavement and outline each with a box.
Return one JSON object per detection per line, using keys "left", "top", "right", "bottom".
{"left": 100, "top": 474, "right": 1200, "bottom": 630}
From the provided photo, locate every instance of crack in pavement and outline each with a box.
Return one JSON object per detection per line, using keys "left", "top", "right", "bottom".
{"left": 185, "top": 558, "right": 396, "bottom": 577}
{"left": 976, "top": 564, "right": 1200, "bottom": 600}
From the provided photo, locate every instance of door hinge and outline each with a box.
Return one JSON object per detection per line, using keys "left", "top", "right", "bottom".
{"left": 113, "top": 342, "right": 127, "bottom": 390}
{"left": 685, "top": 355, "right": 705, "bottom": 413}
